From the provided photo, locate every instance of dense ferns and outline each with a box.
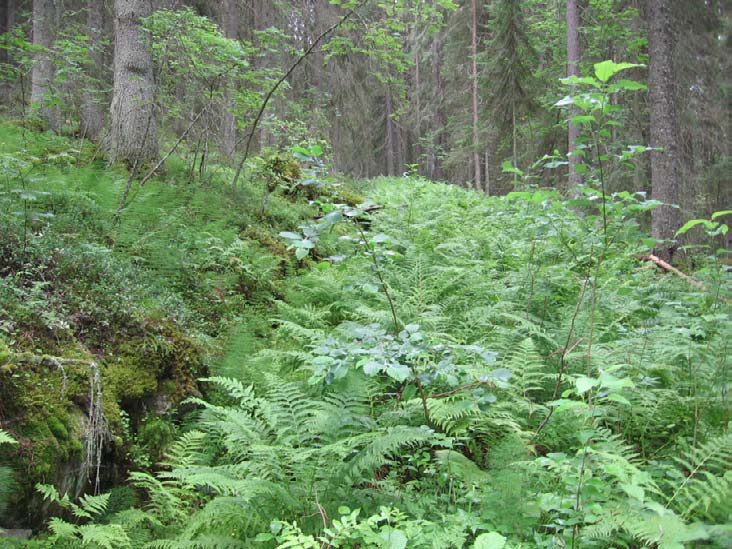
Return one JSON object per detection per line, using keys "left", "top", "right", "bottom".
{"left": 30, "top": 179, "right": 732, "bottom": 548}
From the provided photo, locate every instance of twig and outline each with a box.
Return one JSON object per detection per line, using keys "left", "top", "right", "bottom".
{"left": 533, "top": 276, "right": 590, "bottom": 441}
{"left": 231, "top": 0, "right": 370, "bottom": 189}
{"left": 643, "top": 254, "right": 730, "bottom": 304}
{"left": 139, "top": 105, "right": 209, "bottom": 187}
{"left": 428, "top": 381, "right": 495, "bottom": 400}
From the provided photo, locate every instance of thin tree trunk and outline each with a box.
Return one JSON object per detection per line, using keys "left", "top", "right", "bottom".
{"left": 385, "top": 83, "right": 396, "bottom": 176}
{"left": 0, "top": 0, "right": 8, "bottom": 102}
{"left": 484, "top": 147, "right": 490, "bottom": 195}
{"left": 471, "top": 0, "right": 481, "bottom": 191}
{"left": 566, "top": 0, "right": 581, "bottom": 188}
{"left": 0, "top": 2, "right": 7, "bottom": 66}
{"left": 648, "top": 0, "right": 682, "bottom": 261}
{"left": 110, "top": 0, "right": 158, "bottom": 166}
{"left": 414, "top": 37, "right": 422, "bottom": 176}
{"left": 31, "top": 0, "right": 57, "bottom": 129}
{"left": 81, "top": 0, "right": 105, "bottom": 141}
{"left": 512, "top": 100, "right": 518, "bottom": 183}
{"left": 430, "top": 34, "right": 446, "bottom": 181}
{"left": 221, "top": 0, "right": 239, "bottom": 161}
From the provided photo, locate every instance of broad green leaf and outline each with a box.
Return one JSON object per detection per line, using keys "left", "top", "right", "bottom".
{"left": 363, "top": 361, "right": 382, "bottom": 375}
{"left": 295, "top": 247, "right": 309, "bottom": 260}
{"left": 571, "top": 115, "right": 596, "bottom": 126}
{"left": 609, "top": 79, "right": 647, "bottom": 91}
{"left": 386, "top": 363, "right": 411, "bottom": 382}
{"left": 621, "top": 483, "right": 645, "bottom": 500}
{"left": 279, "top": 231, "right": 301, "bottom": 240}
{"left": 675, "top": 219, "right": 715, "bottom": 237}
{"left": 380, "top": 529, "right": 407, "bottom": 549}
{"left": 711, "top": 210, "right": 732, "bottom": 220}
{"left": 560, "top": 75, "right": 601, "bottom": 88}
{"left": 474, "top": 532, "right": 507, "bottom": 549}
{"left": 435, "top": 450, "right": 489, "bottom": 484}
{"left": 575, "top": 375, "right": 599, "bottom": 395}
{"left": 594, "top": 60, "right": 642, "bottom": 83}
{"left": 606, "top": 393, "right": 632, "bottom": 406}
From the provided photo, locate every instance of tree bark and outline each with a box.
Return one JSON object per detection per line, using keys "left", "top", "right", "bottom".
{"left": 385, "top": 82, "right": 396, "bottom": 176}
{"left": 470, "top": 0, "right": 481, "bottom": 191}
{"left": 81, "top": 0, "right": 106, "bottom": 141}
{"left": 0, "top": 2, "right": 7, "bottom": 66}
{"left": 648, "top": 0, "right": 681, "bottom": 261}
{"left": 566, "top": 0, "right": 581, "bottom": 188}
{"left": 110, "top": 0, "right": 158, "bottom": 166}
{"left": 430, "top": 33, "right": 446, "bottom": 181}
{"left": 220, "top": 0, "right": 239, "bottom": 161}
{"left": 31, "top": 0, "right": 57, "bottom": 129}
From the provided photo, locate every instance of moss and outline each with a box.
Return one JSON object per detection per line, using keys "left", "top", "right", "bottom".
{"left": 333, "top": 187, "right": 366, "bottom": 207}
{"left": 46, "top": 416, "right": 69, "bottom": 443}
{"left": 105, "top": 361, "right": 158, "bottom": 402}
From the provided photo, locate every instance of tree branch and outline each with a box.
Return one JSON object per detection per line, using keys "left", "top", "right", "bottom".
{"left": 230, "top": 0, "right": 370, "bottom": 189}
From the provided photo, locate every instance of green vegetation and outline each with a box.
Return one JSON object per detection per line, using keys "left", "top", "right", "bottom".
{"left": 0, "top": 116, "right": 729, "bottom": 547}
{"left": 0, "top": 0, "right": 730, "bottom": 543}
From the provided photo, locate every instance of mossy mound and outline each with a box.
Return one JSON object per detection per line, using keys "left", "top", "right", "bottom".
{"left": 0, "top": 122, "right": 337, "bottom": 528}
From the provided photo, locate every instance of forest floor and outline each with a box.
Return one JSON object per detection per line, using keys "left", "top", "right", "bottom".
{"left": 1, "top": 122, "right": 731, "bottom": 547}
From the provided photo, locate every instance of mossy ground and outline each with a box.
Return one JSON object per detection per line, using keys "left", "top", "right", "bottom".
{"left": 0, "top": 121, "right": 362, "bottom": 527}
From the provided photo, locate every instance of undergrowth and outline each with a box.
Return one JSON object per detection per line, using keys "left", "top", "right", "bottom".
{"left": 1, "top": 121, "right": 731, "bottom": 547}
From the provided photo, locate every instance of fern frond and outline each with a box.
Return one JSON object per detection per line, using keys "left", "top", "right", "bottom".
{"left": 0, "top": 429, "right": 16, "bottom": 446}
{"left": 664, "top": 432, "right": 732, "bottom": 520}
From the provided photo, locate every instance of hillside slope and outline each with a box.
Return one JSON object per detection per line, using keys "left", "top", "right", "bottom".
{"left": 1, "top": 123, "right": 731, "bottom": 547}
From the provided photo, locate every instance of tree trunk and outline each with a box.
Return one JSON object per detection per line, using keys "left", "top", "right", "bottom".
{"left": 0, "top": 2, "right": 7, "bottom": 66}
{"left": 471, "top": 0, "right": 481, "bottom": 191}
{"left": 31, "top": 0, "right": 57, "bottom": 129}
{"left": 414, "top": 34, "right": 422, "bottom": 176}
{"left": 110, "top": 0, "right": 158, "bottom": 167}
{"left": 81, "top": 0, "right": 105, "bottom": 141}
{"left": 0, "top": 0, "right": 8, "bottom": 102}
{"left": 385, "top": 83, "right": 396, "bottom": 176}
{"left": 566, "top": 0, "right": 581, "bottom": 188}
{"left": 220, "top": 0, "right": 239, "bottom": 161}
{"left": 648, "top": 0, "right": 681, "bottom": 262}
{"left": 430, "top": 34, "right": 446, "bottom": 181}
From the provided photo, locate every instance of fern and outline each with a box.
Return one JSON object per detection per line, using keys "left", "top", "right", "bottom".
{"left": 0, "top": 429, "right": 16, "bottom": 446}
{"left": 663, "top": 432, "right": 732, "bottom": 521}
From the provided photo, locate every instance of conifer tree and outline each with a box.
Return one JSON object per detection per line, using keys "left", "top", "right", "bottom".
{"left": 484, "top": 0, "right": 537, "bottom": 185}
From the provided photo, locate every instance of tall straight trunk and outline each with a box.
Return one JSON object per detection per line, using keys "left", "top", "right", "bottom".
{"left": 0, "top": 2, "right": 7, "bottom": 66}
{"left": 110, "top": 0, "right": 158, "bottom": 166}
{"left": 648, "top": 0, "right": 681, "bottom": 261}
{"left": 430, "top": 34, "right": 446, "bottom": 181}
{"left": 221, "top": 0, "right": 239, "bottom": 160}
{"left": 81, "top": 0, "right": 105, "bottom": 141}
{"left": 31, "top": 0, "right": 57, "bottom": 129}
{"left": 470, "top": 0, "right": 481, "bottom": 191}
{"left": 385, "top": 83, "right": 396, "bottom": 176}
{"left": 566, "top": 0, "right": 581, "bottom": 188}
{"left": 414, "top": 36, "right": 422, "bottom": 176}
{"left": 512, "top": 101, "right": 518, "bottom": 183}
{"left": 2, "top": 0, "right": 16, "bottom": 102}
{"left": 0, "top": 1, "right": 8, "bottom": 102}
